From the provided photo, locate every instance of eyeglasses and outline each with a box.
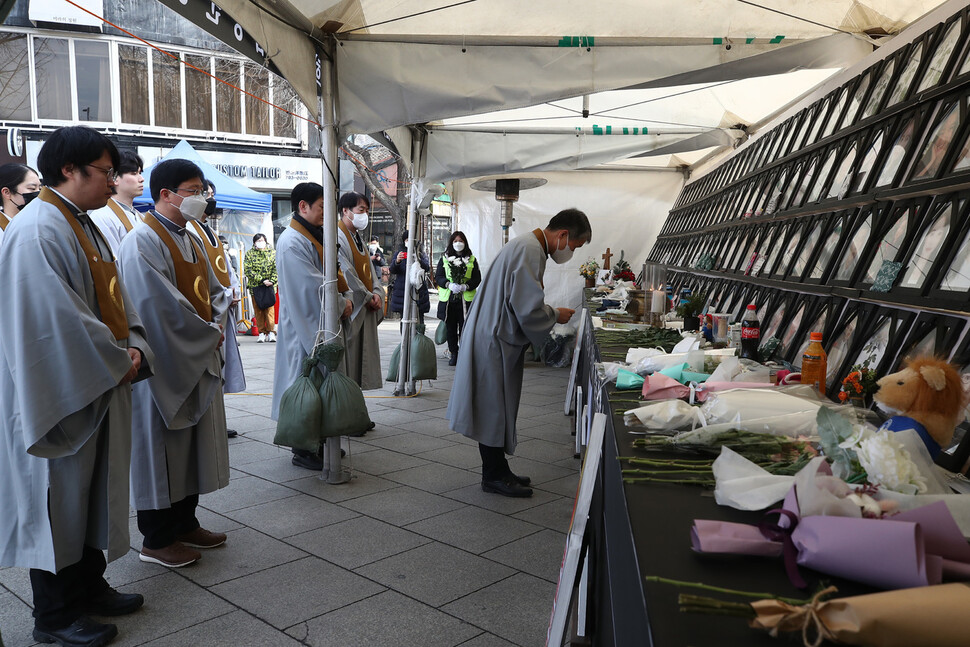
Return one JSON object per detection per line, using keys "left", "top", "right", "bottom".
{"left": 86, "top": 164, "right": 118, "bottom": 183}
{"left": 169, "top": 187, "right": 205, "bottom": 197}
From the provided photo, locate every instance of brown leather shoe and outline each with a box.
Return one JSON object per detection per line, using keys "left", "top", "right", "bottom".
{"left": 177, "top": 527, "right": 227, "bottom": 549}
{"left": 139, "top": 542, "right": 201, "bottom": 567}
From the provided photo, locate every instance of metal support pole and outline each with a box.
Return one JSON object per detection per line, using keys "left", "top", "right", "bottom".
{"left": 318, "top": 44, "right": 349, "bottom": 484}
{"left": 395, "top": 132, "right": 424, "bottom": 396}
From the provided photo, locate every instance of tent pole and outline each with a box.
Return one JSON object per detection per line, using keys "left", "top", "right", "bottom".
{"left": 319, "top": 43, "right": 349, "bottom": 484}
{"left": 395, "top": 131, "right": 424, "bottom": 396}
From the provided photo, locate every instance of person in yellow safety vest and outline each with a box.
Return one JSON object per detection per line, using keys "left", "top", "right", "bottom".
{"left": 435, "top": 231, "right": 482, "bottom": 366}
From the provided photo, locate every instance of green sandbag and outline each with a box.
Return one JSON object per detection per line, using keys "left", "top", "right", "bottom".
{"left": 315, "top": 342, "right": 371, "bottom": 437}
{"left": 410, "top": 324, "right": 437, "bottom": 381}
{"left": 274, "top": 356, "right": 323, "bottom": 451}
{"left": 386, "top": 342, "right": 401, "bottom": 382}
{"left": 434, "top": 319, "right": 448, "bottom": 345}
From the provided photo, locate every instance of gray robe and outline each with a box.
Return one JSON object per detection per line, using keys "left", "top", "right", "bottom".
{"left": 271, "top": 227, "right": 354, "bottom": 418}
{"left": 337, "top": 225, "right": 384, "bottom": 390}
{"left": 446, "top": 231, "right": 557, "bottom": 453}
{"left": 118, "top": 215, "right": 231, "bottom": 510}
{"left": 0, "top": 197, "right": 153, "bottom": 572}
{"left": 89, "top": 198, "right": 139, "bottom": 256}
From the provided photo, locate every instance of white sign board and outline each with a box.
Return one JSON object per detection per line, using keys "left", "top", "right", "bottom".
{"left": 138, "top": 146, "right": 322, "bottom": 192}
{"left": 564, "top": 308, "right": 587, "bottom": 416}
{"left": 30, "top": 0, "right": 104, "bottom": 27}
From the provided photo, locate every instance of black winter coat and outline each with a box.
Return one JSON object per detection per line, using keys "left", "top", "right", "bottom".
{"left": 389, "top": 246, "right": 431, "bottom": 314}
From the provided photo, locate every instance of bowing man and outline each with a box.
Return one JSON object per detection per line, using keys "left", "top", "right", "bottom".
{"left": 117, "top": 159, "right": 231, "bottom": 569}
{"left": 0, "top": 126, "right": 154, "bottom": 646}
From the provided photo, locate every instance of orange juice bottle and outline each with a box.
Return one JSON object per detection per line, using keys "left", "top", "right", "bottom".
{"left": 801, "top": 332, "right": 827, "bottom": 393}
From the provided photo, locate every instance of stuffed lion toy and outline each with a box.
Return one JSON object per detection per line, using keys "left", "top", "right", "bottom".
{"left": 873, "top": 356, "right": 967, "bottom": 458}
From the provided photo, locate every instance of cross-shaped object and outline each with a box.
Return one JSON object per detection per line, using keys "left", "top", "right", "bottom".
{"left": 602, "top": 247, "right": 613, "bottom": 270}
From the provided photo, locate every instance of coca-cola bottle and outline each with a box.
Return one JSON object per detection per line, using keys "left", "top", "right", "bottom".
{"left": 740, "top": 304, "right": 760, "bottom": 361}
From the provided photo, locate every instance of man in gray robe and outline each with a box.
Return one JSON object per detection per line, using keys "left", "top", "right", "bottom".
{"left": 337, "top": 191, "right": 385, "bottom": 390}
{"left": 0, "top": 126, "right": 154, "bottom": 646}
{"left": 89, "top": 150, "right": 143, "bottom": 254}
{"left": 447, "top": 209, "right": 591, "bottom": 497}
{"left": 271, "top": 182, "right": 355, "bottom": 470}
{"left": 117, "top": 159, "right": 231, "bottom": 569}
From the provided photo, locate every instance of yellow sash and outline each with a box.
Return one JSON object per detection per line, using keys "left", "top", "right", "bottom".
{"left": 143, "top": 212, "right": 212, "bottom": 321}
{"left": 289, "top": 220, "right": 350, "bottom": 293}
{"left": 0, "top": 211, "right": 9, "bottom": 231}
{"left": 189, "top": 221, "right": 232, "bottom": 289}
{"left": 338, "top": 220, "right": 374, "bottom": 292}
{"left": 107, "top": 199, "right": 134, "bottom": 233}
{"left": 39, "top": 188, "right": 129, "bottom": 340}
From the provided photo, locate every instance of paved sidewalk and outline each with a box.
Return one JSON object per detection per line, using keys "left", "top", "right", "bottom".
{"left": 1, "top": 315, "right": 580, "bottom": 647}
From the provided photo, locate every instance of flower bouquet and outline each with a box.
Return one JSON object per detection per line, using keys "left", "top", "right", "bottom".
{"left": 837, "top": 366, "right": 879, "bottom": 405}
{"left": 579, "top": 257, "right": 599, "bottom": 280}
{"left": 611, "top": 250, "right": 635, "bottom": 282}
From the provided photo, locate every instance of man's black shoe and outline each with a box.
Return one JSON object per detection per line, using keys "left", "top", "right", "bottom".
{"left": 291, "top": 452, "right": 323, "bottom": 471}
{"left": 510, "top": 473, "right": 531, "bottom": 486}
{"left": 33, "top": 617, "right": 118, "bottom": 647}
{"left": 82, "top": 587, "right": 144, "bottom": 616}
{"left": 448, "top": 355, "right": 457, "bottom": 366}
{"left": 482, "top": 476, "right": 533, "bottom": 498}
{"left": 227, "top": 429, "right": 238, "bottom": 438}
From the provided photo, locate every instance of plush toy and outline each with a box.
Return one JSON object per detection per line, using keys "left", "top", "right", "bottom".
{"left": 873, "top": 356, "right": 967, "bottom": 459}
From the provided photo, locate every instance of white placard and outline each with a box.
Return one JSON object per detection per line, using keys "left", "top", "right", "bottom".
{"left": 564, "top": 308, "right": 587, "bottom": 415}
{"left": 29, "top": 0, "right": 104, "bottom": 27}
{"left": 547, "top": 412, "right": 607, "bottom": 646}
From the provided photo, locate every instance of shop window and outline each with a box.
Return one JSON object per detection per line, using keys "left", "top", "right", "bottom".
{"left": 898, "top": 203, "right": 952, "bottom": 288}
{"left": 75, "top": 41, "right": 111, "bottom": 122}
{"left": 34, "top": 37, "right": 72, "bottom": 120}
{"left": 849, "top": 131, "right": 883, "bottom": 193}
{"left": 911, "top": 103, "right": 960, "bottom": 180}
{"left": 827, "top": 142, "right": 857, "bottom": 199}
{"left": 916, "top": 20, "right": 961, "bottom": 92}
{"left": 185, "top": 54, "right": 212, "bottom": 131}
{"left": 244, "top": 63, "right": 270, "bottom": 136}
{"left": 861, "top": 59, "right": 895, "bottom": 120}
{"left": 876, "top": 117, "right": 917, "bottom": 186}
{"left": 886, "top": 42, "right": 924, "bottom": 107}
{"left": 152, "top": 49, "right": 182, "bottom": 128}
{"left": 215, "top": 58, "right": 241, "bottom": 133}
{"left": 807, "top": 149, "right": 837, "bottom": 203}
{"left": 864, "top": 214, "right": 908, "bottom": 284}
{"left": 835, "top": 214, "right": 872, "bottom": 280}
{"left": 0, "top": 33, "right": 31, "bottom": 120}
{"left": 119, "top": 44, "right": 149, "bottom": 125}
{"left": 941, "top": 227, "right": 970, "bottom": 291}
{"left": 791, "top": 222, "right": 822, "bottom": 278}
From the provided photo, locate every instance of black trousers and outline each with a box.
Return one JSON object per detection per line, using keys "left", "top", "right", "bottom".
{"left": 479, "top": 443, "right": 512, "bottom": 482}
{"left": 444, "top": 298, "right": 466, "bottom": 356}
{"left": 136, "top": 494, "right": 200, "bottom": 550}
{"left": 30, "top": 545, "right": 109, "bottom": 629}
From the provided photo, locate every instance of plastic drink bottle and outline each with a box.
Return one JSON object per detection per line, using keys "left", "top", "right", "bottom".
{"left": 739, "top": 304, "right": 760, "bottom": 360}
{"left": 801, "top": 332, "right": 827, "bottom": 393}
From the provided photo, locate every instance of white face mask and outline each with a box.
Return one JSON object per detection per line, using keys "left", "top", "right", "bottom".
{"left": 550, "top": 233, "right": 574, "bottom": 264}
{"left": 255, "top": 240, "right": 267, "bottom": 250}
{"left": 368, "top": 244, "right": 378, "bottom": 253}
{"left": 351, "top": 211, "right": 368, "bottom": 230}
{"left": 452, "top": 241, "right": 465, "bottom": 253}
{"left": 176, "top": 193, "right": 208, "bottom": 222}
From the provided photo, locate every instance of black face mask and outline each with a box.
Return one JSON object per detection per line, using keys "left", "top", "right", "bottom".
{"left": 204, "top": 197, "right": 217, "bottom": 217}
{"left": 18, "top": 191, "right": 39, "bottom": 208}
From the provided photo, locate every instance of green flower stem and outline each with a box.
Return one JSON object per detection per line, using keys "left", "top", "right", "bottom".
{"left": 622, "top": 468, "right": 713, "bottom": 475}
{"left": 645, "top": 576, "right": 817, "bottom": 606}
{"left": 678, "top": 594, "right": 755, "bottom": 618}
{"left": 623, "top": 477, "right": 714, "bottom": 485}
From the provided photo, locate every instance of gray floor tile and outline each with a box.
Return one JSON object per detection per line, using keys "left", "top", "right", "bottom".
{"left": 345, "top": 447, "right": 431, "bottom": 476}
{"left": 405, "top": 506, "right": 543, "bottom": 554}
{"left": 227, "top": 439, "right": 295, "bottom": 466}
{"left": 536, "top": 472, "right": 581, "bottom": 498}
{"left": 456, "top": 633, "right": 518, "bottom": 647}
{"left": 512, "top": 497, "right": 575, "bottom": 531}
{"left": 443, "top": 483, "right": 561, "bottom": 515}
{"left": 502, "top": 456, "right": 576, "bottom": 485}
{"left": 442, "top": 573, "right": 557, "bottom": 647}
{"left": 0, "top": 566, "right": 31, "bottom": 603}
{"left": 394, "top": 416, "right": 457, "bottom": 437}
{"left": 362, "top": 431, "right": 458, "bottom": 455}
{"left": 379, "top": 396, "right": 451, "bottom": 413}
{"left": 383, "top": 463, "right": 481, "bottom": 494}
{"left": 0, "top": 589, "right": 36, "bottom": 647}
{"left": 199, "top": 475, "right": 300, "bottom": 513}
{"left": 106, "top": 572, "right": 235, "bottom": 646}
{"left": 286, "top": 471, "right": 399, "bottom": 503}
{"left": 287, "top": 516, "right": 430, "bottom": 570}
{"left": 355, "top": 542, "right": 514, "bottom": 607}
{"left": 513, "top": 438, "right": 581, "bottom": 464}
{"left": 415, "top": 444, "right": 482, "bottom": 470}
{"left": 482, "top": 529, "right": 568, "bottom": 583}
{"left": 291, "top": 590, "right": 479, "bottom": 647}
{"left": 178, "top": 527, "right": 308, "bottom": 587}
{"left": 140, "top": 610, "right": 304, "bottom": 647}
{"left": 104, "top": 549, "right": 169, "bottom": 588}
{"left": 368, "top": 407, "right": 436, "bottom": 427}
{"left": 341, "top": 485, "right": 465, "bottom": 526}
{"left": 211, "top": 556, "right": 384, "bottom": 629}
{"left": 223, "top": 493, "right": 359, "bottom": 538}
{"left": 233, "top": 454, "right": 328, "bottom": 482}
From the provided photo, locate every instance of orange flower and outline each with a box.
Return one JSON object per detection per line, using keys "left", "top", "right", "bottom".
{"left": 839, "top": 391, "right": 848, "bottom": 402}
{"left": 854, "top": 383, "right": 862, "bottom": 394}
